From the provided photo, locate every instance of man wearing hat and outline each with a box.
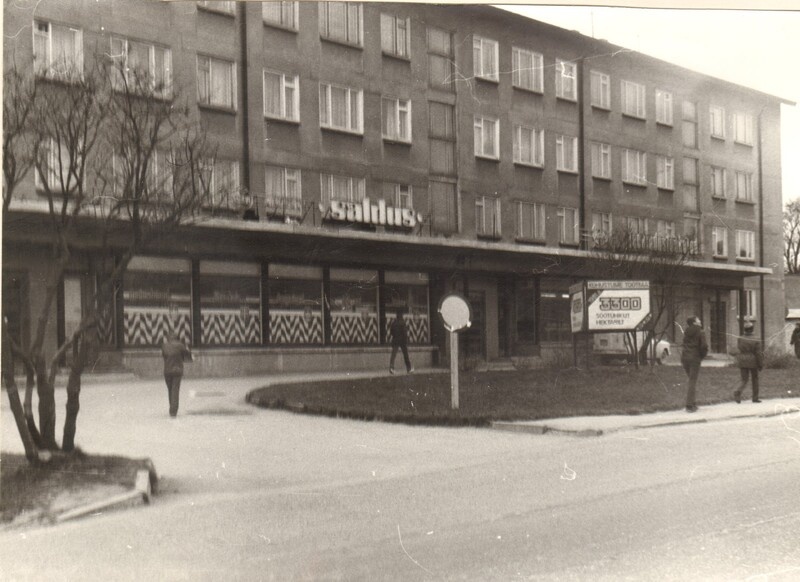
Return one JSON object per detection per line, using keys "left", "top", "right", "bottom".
{"left": 734, "top": 320, "right": 763, "bottom": 404}
{"left": 681, "top": 315, "right": 708, "bottom": 413}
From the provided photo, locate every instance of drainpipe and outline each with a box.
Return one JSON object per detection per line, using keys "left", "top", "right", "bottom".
{"left": 238, "top": 3, "right": 251, "bottom": 196}
{"left": 578, "top": 56, "right": 587, "bottom": 250}
{"left": 758, "top": 108, "right": 765, "bottom": 344}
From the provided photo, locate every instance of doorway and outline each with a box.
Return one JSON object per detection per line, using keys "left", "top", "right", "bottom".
{"left": 464, "top": 290, "right": 486, "bottom": 360}
{"left": 709, "top": 295, "right": 727, "bottom": 353}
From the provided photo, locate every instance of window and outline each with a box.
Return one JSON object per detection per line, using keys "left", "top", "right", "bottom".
{"left": 382, "top": 97, "right": 411, "bottom": 143}
{"left": 320, "top": 173, "right": 365, "bottom": 204}
{"left": 711, "top": 166, "right": 727, "bottom": 198}
{"left": 591, "top": 212, "right": 612, "bottom": 245}
{"left": 557, "top": 206, "right": 579, "bottom": 245}
{"left": 474, "top": 116, "right": 499, "bottom": 159}
{"left": 556, "top": 135, "right": 578, "bottom": 173}
{"left": 429, "top": 101, "right": 456, "bottom": 175}
{"left": 590, "top": 71, "right": 610, "bottom": 109}
{"left": 512, "top": 48, "right": 543, "bottom": 93}
{"left": 263, "top": 70, "right": 299, "bottom": 121}
{"left": 743, "top": 289, "right": 757, "bottom": 319}
{"left": 262, "top": 2, "right": 298, "bottom": 30}
{"left": 319, "top": 83, "right": 363, "bottom": 134}
{"left": 382, "top": 182, "right": 413, "bottom": 209}
{"left": 656, "top": 90, "right": 673, "bottom": 125}
{"left": 712, "top": 226, "right": 728, "bottom": 258}
{"left": 384, "top": 272, "right": 431, "bottom": 345}
{"left": 683, "top": 157, "right": 698, "bottom": 212}
{"left": 626, "top": 216, "right": 648, "bottom": 235}
{"left": 330, "top": 268, "right": 379, "bottom": 344}
{"left": 656, "top": 219, "right": 675, "bottom": 239}
{"left": 472, "top": 36, "right": 498, "bottom": 82}
{"left": 269, "top": 264, "right": 323, "bottom": 344}
{"left": 516, "top": 278, "right": 537, "bottom": 343}
{"left": 621, "top": 80, "right": 646, "bottom": 118}
{"left": 264, "top": 165, "right": 302, "bottom": 216}
{"left": 622, "top": 149, "right": 647, "bottom": 185}
{"left": 110, "top": 37, "right": 171, "bottom": 98}
{"left": 318, "top": 2, "right": 363, "bottom": 46}
{"left": 590, "top": 142, "right": 611, "bottom": 179}
{"left": 682, "top": 101, "right": 698, "bottom": 148}
{"left": 33, "top": 20, "right": 83, "bottom": 80}
{"left": 683, "top": 217, "right": 700, "bottom": 254}
{"left": 430, "top": 181, "right": 459, "bottom": 234}
{"left": 197, "top": 1, "right": 235, "bottom": 14}
{"left": 517, "top": 202, "right": 546, "bottom": 241}
{"left": 513, "top": 125, "right": 544, "bottom": 167}
{"left": 656, "top": 156, "right": 674, "bottom": 190}
{"left": 710, "top": 105, "right": 726, "bottom": 139}
{"left": 427, "top": 27, "right": 454, "bottom": 91}
{"left": 734, "top": 113, "right": 754, "bottom": 145}
{"left": 199, "top": 261, "right": 261, "bottom": 346}
{"left": 197, "top": 55, "right": 237, "bottom": 110}
{"left": 475, "top": 196, "right": 501, "bottom": 238}
{"left": 199, "top": 159, "right": 241, "bottom": 208}
{"left": 555, "top": 59, "right": 577, "bottom": 101}
{"left": 381, "top": 13, "right": 409, "bottom": 58}
{"left": 735, "top": 171, "right": 754, "bottom": 202}
{"left": 736, "top": 230, "right": 755, "bottom": 260}
{"left": 36, "top": 138, "right": 83, "bottom": 192}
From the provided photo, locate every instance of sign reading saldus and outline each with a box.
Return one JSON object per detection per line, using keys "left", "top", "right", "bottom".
{"left": 586, "top": 280, "right": 651, "bottom": 331}
{"left": 321, "top": 197, "right": 424, "bottom": 228}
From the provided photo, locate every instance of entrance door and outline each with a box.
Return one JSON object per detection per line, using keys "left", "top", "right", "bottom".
{"left": 709, "top": 297, "right": 727, "bottom": 353}
{"left": 465, "top": 291, "right": 486, "bottom": 360}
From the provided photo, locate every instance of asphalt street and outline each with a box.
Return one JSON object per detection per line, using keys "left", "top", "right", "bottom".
{"left": 1, "top": 374, "right": 799, "bottom": 581}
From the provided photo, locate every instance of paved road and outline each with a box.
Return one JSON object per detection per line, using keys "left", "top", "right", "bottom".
{"left": 2, "top": 377, "right": 799, "bottom": 580}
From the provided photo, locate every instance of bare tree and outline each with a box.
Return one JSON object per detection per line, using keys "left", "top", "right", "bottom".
{"left": 2, "top": 57, "right": 213, "bottom": 460}
{"left": 587, "top": 226, "right": 697, "bottom": 366}
{"left": 784, "top": 199, "right": 800, "bottom": 274}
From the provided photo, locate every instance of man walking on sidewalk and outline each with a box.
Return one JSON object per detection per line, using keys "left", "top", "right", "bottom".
{"left": 734, "top": 320, "right": 763, "bottom": 403}
{"left": 681, "top": 316, "right": 708, "bottom": 413}
{"left": 161, "top": 331, "right": 193, "bottom": 417}
{"left": 389, "top": 309, "right": 414, "bottom": 375}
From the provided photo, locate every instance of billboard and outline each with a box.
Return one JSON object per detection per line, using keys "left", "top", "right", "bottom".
{"left": 585, "top": 281, "right": 651, "bottom": 331}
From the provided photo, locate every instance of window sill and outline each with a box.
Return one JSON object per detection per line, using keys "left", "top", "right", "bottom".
{"left": 556, "top": 95, "right": 577, "bottom": 104}
{"left": 263, "top": 22, "right": 299, "bottom": 33}
{"left": 712, "top": 255, "right": 729, "bottom": 261}
{"left": 656, "top": 121, "right": 674, "bottom": 128}
{"left": 734, "top": 140, "right": 754, "bottom": 148}
{"left": 736, "top": 257, "right": 756, "bottom": 263}
{"left": 557, "top": 168, "right": 579, "bottom": 175}
{"left": 264, "top": 115, "right": 300, "bottom": 125}
{"left": 383, "top": 137, "right": 412, "bottom": 146}
{"left": 711, "top": 134, "right": 726, "bottom": 141}
{"left": 621, "top": 112, "right": 646, "bottom": 121}
{"left": 559, "top": 242, "right": 580, "bottom": 249}
{"left": 515, "top": 237, "right": 546, "bottom": 245}
{"left": 657, "top": 186, "right": 675, "bottom": 193}
{"left": 592, "top": 175, "right": 612, "bottom": 182}
{"left": 711, "top": 195, "right": 727, "bottom": 201}
{"left": 735, "top": 198, "right": 757, "bottom": 206}
{"left": 382, "top": 51, "right": 411, "bottom": 63}
{"left": 476, "top": 75, "right": 499, "bottom": 85}
{"left": 321, "top": 126, "right": 364, "bottom": 137}
{"left": 477, "top": 233, "right": 502, "bottom": 241}
{"left": 512, "top": 85, "right": 543, "bottom": 96}
{"left": 622, "top": 180, "right": 647, "bottom": 188}
{"left": 197, "top": 6, "right": 235, "bottom": 17}
{"left": 513, "top": 161, "right": 544, "bottom": 170}
{"left": 320, "top": 36, "right": 364, "bottom": 51}
{"left": 591, "top": 103, "right": 611, "bottom": 112}
{"left": 199, "top": 103, "right": 237, "bottom": 115}
{"left": 475, "top": 154, "right": 500, "bottom": 163}
{"left": 34, "top": 72, "right": 85, "bottom": 86}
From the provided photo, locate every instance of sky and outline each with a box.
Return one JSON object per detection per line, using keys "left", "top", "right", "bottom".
{"left": 496, "top": 4, "right": 800, "bottom": 207}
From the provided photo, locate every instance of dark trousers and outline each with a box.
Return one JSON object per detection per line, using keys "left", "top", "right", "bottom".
{"left": 735, "top": 368, "right": 760, "bottom": 401}
{"left": 682, "top": 360, "right": 701, "bottom": 408}
{"left": 390, "top": 344, "right": 411, "bottom": 372}
{"left": 164, "top": 373, "right": 182, "bottom": 417}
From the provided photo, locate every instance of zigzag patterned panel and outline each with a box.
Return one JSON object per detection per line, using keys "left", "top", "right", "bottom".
{"left": 124, "top": 308, "right": 192, "bottom": 346}
{"left": 97, "top": 304, "right": 115, "bottom": 346}
{"left": 201, "top": 310, "right": 261, "bottom": 345}
{"left": 386, "top": 315, "right": 430, "bottom": 345}
{"left": 269, "top": 310, "right": 324, "bottom": 344}
{"left": 331, "top": 312, "right": 379, "bottom": 344}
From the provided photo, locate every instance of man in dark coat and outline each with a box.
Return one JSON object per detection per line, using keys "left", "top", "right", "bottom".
{"left": 161, "top": 331, "right": 193, "bottom": 417}
{"left": 791, "top": 322, "right": 800, "bottom": 360}
{"left": 734, "top": 321, "right": 763, "bottom": 403}
{"left": 681, "top": 316, "right": 708, "bottom": 413}
{"left": 389, "top": 309, "right": 414, "bottom": 374}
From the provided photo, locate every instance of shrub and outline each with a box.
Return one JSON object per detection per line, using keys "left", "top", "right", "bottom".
{"left": 763, "top": 345, "right": 798, "bottom": 369}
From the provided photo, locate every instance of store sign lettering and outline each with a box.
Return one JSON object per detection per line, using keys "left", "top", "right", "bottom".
{"left": 322, "top": 198, "right": 423, "bottom": 228}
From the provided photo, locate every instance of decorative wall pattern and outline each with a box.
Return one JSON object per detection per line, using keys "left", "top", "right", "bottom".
{"left": 97, "top": 302, "right": 115, "bottom": 346}
{"left": 331, "top": 312, "right": 379, "bottom": 344}
{"left": 386, "top": 314, "right": 430, "bottom": 344}
{"left": 269, "top": 309, "right": 324, "bottom": 344}
{"left": 201, "top": 309, "right": 261, "bottom": 345}
{"left": 124, "top": 307, "right": 192, "bottom": 346}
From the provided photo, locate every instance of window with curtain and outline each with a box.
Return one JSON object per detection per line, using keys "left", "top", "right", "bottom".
{"left": 556, "top": 135, "right": 577, "bottom": 172}
{"left": 33, "top": 20, "right": 83, "bottom": 80}
{"left": 320, "top": 173, "right": 365, "bottom": 204}
{"left": 319, "top": 83, "right": 362, "bottom": 133}
{"left": 263, "top": 70, "right": 299, "bottom": 121}
{"left": 265, "top": 165, "right": 302, "bottom": 216}
{"left": 656, "top": 156, "right": 674, "bottom": 190}
{"left": 319, "top": 2, "right": 362, "bottom": 46}
{"left": 590, "top": 142, "right": 611, "bottom": 179}
{"left": 622, "top": 149, "right": 647, "bottom": 185}
{"left": 197, "top": 55, "right": 236, "bottom": 109}
{"left": 472, "top": 36, "right": 498, "bottom": 81}
{"left": 110, "top": 36, "right": 171, "bottom": 97}
{"left": 382, "top": 182, "right": 413, "bottom": 209}
{"left": 733, "top": 113, "right": 754, "bottom": 145}
{"left": 710, "top": 105, "right": 726, "bottom": 138}
{"left": 656, "top": 89, "right": 673, "bottom": 125}
{"left": 557, "top": 207, "right": 578, "bottom": 244}
{"left": 262, "top": 1, "right": 298, "bottom": 30}
{"left": 711, "top": 166, "right": 727, "bottom": 198}
{"left": 474, "top": 116, "right": 499, "bottom": 159}
{"left": 512, "top": 48, "right": 543, "bottom": 92}
{"left": 712, "top": 226, "right": 728, "bottom": 258}
{"left": 269, "top": 264, "right": 324, "bottom": 344}
{"left": 475, "top": 196, "right": 501, "bottom": 238}
{"left": 590, "top": 71, "right": 610, "bottom": 109}
{"left": 381, "top": 13, "right": 409, "bottom": 58}
{"left": 517, "top": 202, "right": 546, "bottom": 241}
{"left": 621, "top": 80, "right": 646, "bottom": 118}
{"left": 555, "top": 59, "right": 577, "bottom": 101}
{"left": 736, "top": 230, "right": 755, "bottom": 260}
{"left": 735, "top": 171, "right": 754, "bottom": 202}
{"left": 382, "top": 97, "right": 411, "bottom": 142}
{"left": 198, "top": 159, "right": 240, "bottom": 208}
{"left": 513, "top": 125, "right": 544, "bottom": 167}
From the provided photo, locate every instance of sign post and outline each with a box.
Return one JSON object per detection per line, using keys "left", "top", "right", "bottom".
{"left": 438, "top": 293, "right": 472, "bottom": 410}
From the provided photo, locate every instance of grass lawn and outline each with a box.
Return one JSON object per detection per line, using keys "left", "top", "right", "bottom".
{"left": 247, "top": 363, "right": 800, "bottom": 425}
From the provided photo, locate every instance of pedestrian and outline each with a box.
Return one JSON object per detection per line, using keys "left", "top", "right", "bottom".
{"left": 790, "top": 322, "right": 800, "bottom": 360}
{"left": 389, "top": 309, "right": 414, "bottom": 375}
{"left": 161, "top": 331, "right": 193, "bottom": 417}
{"left": 681, "top": 315, "right": 708, "bottom": 413}
{"left": 733, "top": 320, "right": 763, "bottom": 404}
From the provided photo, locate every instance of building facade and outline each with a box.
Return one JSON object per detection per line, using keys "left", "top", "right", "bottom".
{"left": 2, "top": 1, "right": 787, "bottom": 377}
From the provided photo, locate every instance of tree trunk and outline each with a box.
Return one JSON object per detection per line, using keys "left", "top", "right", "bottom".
{"left": 23, "top": 366, "right": 43, "bottom": 448}
{"left": 62, "top": 335, "right": 89, "bottom": 452}
{"left": 35, "top": 357, "right": 59, "bottom": 450}
{"left": 1, "top": 333, "right": 38, "bottom": 461}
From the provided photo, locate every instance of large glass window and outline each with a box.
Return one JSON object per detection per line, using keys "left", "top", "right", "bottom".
{"left": 540, "top": 278, "right": 572, "bottom": 343}
{"left": 384, "top": 272, "right": 430, "bottom": 344}
{"left": 329, "top": 268, "right": 379, "bottom": 344}
{"left": 123, "top": 257, "right": 192, "bottom": 347}
{"left": 269, "top": 264, "right": 324, "bottom": 344}
{"left": 199, "top": 261, "right": 261, "bottom": 346}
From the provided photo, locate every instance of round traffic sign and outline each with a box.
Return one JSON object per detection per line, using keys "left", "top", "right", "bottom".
{"left": 438, "top": 293, "right": 472, "bottom": 332}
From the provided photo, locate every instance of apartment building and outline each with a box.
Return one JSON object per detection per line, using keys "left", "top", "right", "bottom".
{"left": 2, "top": 1, "right": 787, "bottom": 376}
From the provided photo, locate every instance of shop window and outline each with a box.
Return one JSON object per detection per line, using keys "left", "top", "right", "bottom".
{"left": 384, "top": 272, "right": 430, "bottom": 344}
{"left": 330, "top": 268, "right": 379, "bottom": 344}
{"left": 199, "top": 261, "right": 261, "bottom": 346}
{"left": 123, "top": 256, "right": 192, "bottom": 347}
{"left": 540, "top": 279, "right": 572, "bottom": 343}
{"left": 269, "top": 264, "right": 324, "bottom": 344}
{"left": 515, "top": 278, "right": 536, "bottom": 343}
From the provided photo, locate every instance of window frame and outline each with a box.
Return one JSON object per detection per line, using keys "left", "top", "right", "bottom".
{"left": 557, "top": 206, "right": 579, "bottom": 245}
{"left": 196, "top": 54, "right": 237, "bottom": 111}
{"left": 472, "top": 35, "right": 499, "bottom": 82}
{"left": 622, "top": 149, "right": 647, "bottom": 186}
{"left": 512, "top": 47, "right": 543, "bottom": 93}
{"left": 712, "top": 226, "right": 728, "bottom": 258}
{"left": 590, "top": 70, "right": 610, "bottom": 110}
{"left": 735, "top": 171, "right": 754, "bottom": 202}
{"left": 711, "top": 166, "right": 727, "bottom": 199}
{"left": 733, "top": 112, "right": 754, "bottom": 146}
{"left": 381, "top": 96, "right": 412, "bottom": 143}
{"left": 555, "top": 58, "right": 577, "bottom": 101}
{"left": 512, "top": 125, "right": 544, "bottom": 167}
{"left": 621, "top": 80, "right": 646, "bottom": 119}
{"left": 319, "top": 82, "right": 364, "bottom": 135}
{"left": 380, "top": 13, "right": 410, "bottom": 59}
{"left": 556, "top": 134, "right": 578, "bottom": 173}
{"left": 656, "top": 155, "right": 674, "bottom": 190}
{"left": 263, "top": 69, "right": 300, "bottom": 122}
{"left": 655, "top": 89, "right": 673, "bottom": 126}
{"left": 33, "top": 20, "right": 84, "bottom": 81}
{"left": 475, "top": 195, "right": 502, "bottom": 238}
{"left": 318, "top": 1, "right": 363, "bottom": 47}
{"left": 710, "top": 105, "right": 726, "bottom": 139}
{"left": 516, "top": 201, "right": 546, "bottom": 242}
{"left": 474, "top": 116, "right": 500, "bottom": 160}
{"left": 590, "top": 142, "right": 611, "bottom": 179}
{"left": 262, "top": 1, "right": 299, "bottom": 31}
{"left": 736, "top": 229, "right": 756, "bottom": 261}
